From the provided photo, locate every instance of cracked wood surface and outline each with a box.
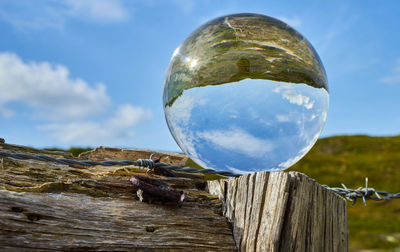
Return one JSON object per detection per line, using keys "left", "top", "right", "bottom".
{"left": 0, "top": 141, "right": 235, "bottom": 251}
{"left": 1, "top": 140, "right": 348, "bottom": 251}
{"left": 207, "top": 171, "right": 348, "bottom": 252}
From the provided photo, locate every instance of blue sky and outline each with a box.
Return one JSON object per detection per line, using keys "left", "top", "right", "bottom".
{"left": 0, "top": 0, "right": 399, "bottom": 151}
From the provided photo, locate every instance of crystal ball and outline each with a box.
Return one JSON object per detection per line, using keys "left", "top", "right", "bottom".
{"left": 163, "top": 13, "right": 329, "bottom": 174}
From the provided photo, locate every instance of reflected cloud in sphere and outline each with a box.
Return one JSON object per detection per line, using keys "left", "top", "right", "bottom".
{"left": 163, "top": 13, "right": 329, "bottom": 174}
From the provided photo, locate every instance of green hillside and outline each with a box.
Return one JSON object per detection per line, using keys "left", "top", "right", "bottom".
{"left": 287, "top": 135, "right": 400, "bottom": 251}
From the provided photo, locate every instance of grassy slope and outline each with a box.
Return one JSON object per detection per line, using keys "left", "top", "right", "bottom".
{"left": 44, "top": 147, "right": 93, "bottom": 157}
{"left": 287, "top": 135, "right": 400, "bottom": 251}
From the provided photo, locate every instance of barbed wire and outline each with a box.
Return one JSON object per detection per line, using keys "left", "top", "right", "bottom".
{"left": 0, "top": 151, "right": 240, "bottom": 177}
{"left": 322, "top": 178, "right": 400, "bottom": 205}
{"left": 1, "top": 151, "right": 399, "bottom": 204}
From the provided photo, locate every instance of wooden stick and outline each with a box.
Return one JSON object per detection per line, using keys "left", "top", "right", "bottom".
{"left": 130, "top": 175, "right": 185, "bottom": 206}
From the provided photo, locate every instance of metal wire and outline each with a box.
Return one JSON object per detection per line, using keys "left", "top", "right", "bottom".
{"left": 1, "top": 151, "right": 399, "bottom": 204}
{"left": 322, "top": 177, "right": 400, "bottom": 205}
{"left": 0, "top": 151, "right": 240, "bottom": 177}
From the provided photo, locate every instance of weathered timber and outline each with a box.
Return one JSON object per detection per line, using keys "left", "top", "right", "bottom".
{"left": 0, "top": 140, "right": 348, "bottom": 251}
{"left": 78, "top": 146, "right": 188, "bottom": 167}
{"left": 206, "top": 171, "right": 348, "bottom": 251}
{"left": 0, "top": 141, "right": 235, "bottom": 251}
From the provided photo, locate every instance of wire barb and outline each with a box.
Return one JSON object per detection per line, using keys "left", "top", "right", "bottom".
{"left": 322, "top": 177, "right": 400, "bottom": 205}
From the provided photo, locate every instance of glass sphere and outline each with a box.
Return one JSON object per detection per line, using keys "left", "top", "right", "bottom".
{"left": 163, "top": 13, "right": 329, "bottom": 174}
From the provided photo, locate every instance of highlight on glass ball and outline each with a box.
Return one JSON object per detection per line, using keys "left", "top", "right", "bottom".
{"left": 163, "top": 13, "right": 329, "bottom": 174}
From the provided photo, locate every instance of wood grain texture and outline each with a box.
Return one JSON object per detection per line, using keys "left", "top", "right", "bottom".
{"left": 1, "top": 140, "right": 348, "bottom": 251}
{"left": 0, "top": 141, "right": 235, "bottom": 251}
{"left": 207, "top": 171, "right": 348, "bottom": 252}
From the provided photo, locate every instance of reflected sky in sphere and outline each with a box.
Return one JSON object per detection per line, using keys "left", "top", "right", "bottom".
{"left": 165, "top": 79, "right": 328, "bottom": 174}
{"left": 163, "top": 13, "right": 329, "bottom": 174}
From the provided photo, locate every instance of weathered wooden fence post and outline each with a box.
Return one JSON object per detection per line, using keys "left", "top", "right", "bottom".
{"left": 0, "top": 141, "right": 347, "bottom": 251}
{"left": 207, "top": 171, "right": 348, "bottom": 251}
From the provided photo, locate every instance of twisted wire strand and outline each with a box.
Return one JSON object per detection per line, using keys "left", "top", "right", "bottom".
{"left": 322, "top": 177, "right": 400, "bottom": 205}
{"left": 0, "top": 151, "right": 240, "bottom": 177}
{"left": 1, "top": 151, "right": 399, "bottom": 204}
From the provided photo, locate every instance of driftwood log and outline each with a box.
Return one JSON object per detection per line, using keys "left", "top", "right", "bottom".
{"left": 0, "top": 140, "right": 347, "bottom": 251}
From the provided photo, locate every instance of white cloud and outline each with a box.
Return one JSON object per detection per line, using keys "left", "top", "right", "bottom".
{"left": 166, "top": 93, "right": 206, "bottom": 125}
{"left": 228, "top": 109, "right": 239, "bottom": 119}
{"left": 0, "top": 52, "right": 110, "bottom": 120}
{"left": 273, "top": 84, "right": 315, "bottom": 110}
{"left": 39, "top": 104, "right": 153, "bottom": 144}
{"left": 167, "top": 95, "right": 195, "bottom": 125}
{"left": 380, "top": 58, "right": 400, "bottom": 84}
{"left": 106, "top": 104, "right": 152, "bottom": 128}
{"left": 0, "top": 1, "right": 62, "bottom": 30}
{"left": 64, "top": 0, "right": 129, "bottom": 22}
{"left": 279, "top": 16, "right": 302, "bottom": 28}
{"left": 225, "top": 165, "right": 245, "bottom": 175}
{"left": 164, "top": 93, "right": 205, "bottom": 164}
{"left": 276, "top": 114, "right": 290, "bottom": 122}
{"left": 0, "top": 0, "right": 129, "bottom": 30}
{"left": 197, "top": 128, "right": 274, "bottom": 158}
{"left": 0, "top": 52, "right": 153, "bottom": 145}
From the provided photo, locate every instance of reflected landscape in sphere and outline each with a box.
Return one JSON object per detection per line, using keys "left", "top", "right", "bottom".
{"left": 163, "top": 13, "right": 329, "bottom": 174}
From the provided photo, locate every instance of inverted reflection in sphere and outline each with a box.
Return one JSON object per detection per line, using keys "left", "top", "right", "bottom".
{"left": 163, "top": 13, "right": 329, "bottom": 174}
